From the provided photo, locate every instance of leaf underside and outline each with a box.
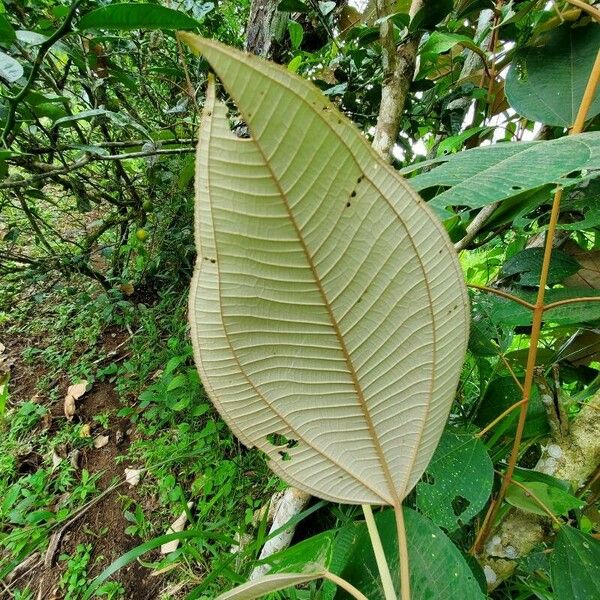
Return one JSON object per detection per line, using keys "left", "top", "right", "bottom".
{"left": 185, "top": 35, "right": 470, "bottom": 506}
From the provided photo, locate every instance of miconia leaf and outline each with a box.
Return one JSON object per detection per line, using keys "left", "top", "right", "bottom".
{"left": 335, "top": 508, "right": 485, "bottom": 599}
{"left": 506, "top": 480, "right": 583, "bottom": 517}
{"left": 416, "top": 431, "right": 493, "bottom": 532}
{"left": 407, "top": 132, "right": 600, "bottom": 217}
{"left": 506, "top": 24, "right": 600, "bottom": 127}
{"left": 183, "top": 35, "right": 470, "bottom": 506}
{"left": 550, "top": 526, "right": 600, "bottom": 600}
{"left": 78, "top": 3, "right": 201, "bottom": 32}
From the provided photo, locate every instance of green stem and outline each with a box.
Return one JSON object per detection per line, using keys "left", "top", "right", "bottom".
{"left": 362, "top": 504, "right": 396, "bottom": 600}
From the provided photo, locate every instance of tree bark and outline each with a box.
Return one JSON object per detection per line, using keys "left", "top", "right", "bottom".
{"left": 245, "top": 0, "right": 288, "bottom": 58}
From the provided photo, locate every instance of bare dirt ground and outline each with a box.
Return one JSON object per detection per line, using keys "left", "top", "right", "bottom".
{"left": 1, "top": 329, "right": 164, "bottom": 600}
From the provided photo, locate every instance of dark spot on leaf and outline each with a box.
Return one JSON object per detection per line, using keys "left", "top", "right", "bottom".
{"left": 346, "top": 202, "right": 351, "bottom": 207}
{"left": 357, "top": 175, "right": 364, "bottom": 184}
{"left": 210, "top": 258, "right": 216, "bottom": 264}
{"left": 350, "top": 191, "right": 356, "bottom": 198}
{"left": 452, "top": 495, "right": 470, "bottom": 517}
{"left": 279, "top": 451, "right": 291, "bottom": 461}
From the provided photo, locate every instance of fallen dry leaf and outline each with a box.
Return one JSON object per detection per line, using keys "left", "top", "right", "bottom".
{"left": 63, "top": 396, "right": 76, "bottom": 421}
{"left": 67, "top": 380, "right": 88, "bottom": 401}
{"left": 125, "top": 467, "right": 142, "bottom": 487}
{"left": 51, "top": 449, "right": 62, "bottom": 469}
{"left": 79, "top": 423, "right": 91, "bottom": 438}
{"left": 564, "top": 241, "right": 600, "bottom": 289}
{"left": 160, "top": 502, "right": 193, "bottom": 554}
{"left": 0, "top": 342, "right": 5, "bottom": 354}
{"left": 119, "top": 282, "right": 135, "bottom": 296}
{"left": 93, "top": 434, "right": 109, "bottom": 449}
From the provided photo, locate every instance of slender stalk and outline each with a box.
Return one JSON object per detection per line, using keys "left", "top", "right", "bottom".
{"left": 476, "top": 399, "right": 526, "bottom": 438}
{"left": 323, "top": 572, "right": 370, "bottom": 600}
{"left": 473, "top": 48, "right": 600, "bottom": 554}
{"left": 362, "top": 505, "right": 396, "bottom": 600}
{"left": 544, "top": 295, "right": 600, "bottom": 311}
{"left": 394, "top": 503, "right": 411, "bottom": 600}
{"left": 467, "top": 284, "right": 535, "bottom": 309}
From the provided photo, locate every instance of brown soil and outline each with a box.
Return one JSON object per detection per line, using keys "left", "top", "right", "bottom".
{"left": 1, "top": 330, "right": 165, "bottom": 600}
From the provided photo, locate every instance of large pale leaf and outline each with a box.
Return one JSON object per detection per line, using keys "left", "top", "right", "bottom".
{"left": 505, "top": 24, "right": 600, "bottom": 127}
{"left": 185, "top": 35, "right": 469, "bottom": 506}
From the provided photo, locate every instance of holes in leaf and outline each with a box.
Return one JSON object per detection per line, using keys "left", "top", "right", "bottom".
{"left": 266, "top": 433, "right": 298, "bottom": 449}
{"left": 422, "top": 472, "right": 435, "bottom": 485}
{"left": 279, "top": 451, "right": 292, "bottom": 461}
{"left": 451, "top": 495, "right": 470, "bottom": 517}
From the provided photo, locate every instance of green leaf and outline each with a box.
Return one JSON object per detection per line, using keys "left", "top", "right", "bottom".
{"left": 0, "top": 51, "right": 23, "bottom": 83}
{"left": 481, "top": 288, "right": 600, "bottom": 327}
{"left": 506, "top": 23, "right": 600, "bottom": 128}
{"left": 410, "top": 0, "right": 453, "bottom": 31}
{"left": 420, "top": 32, "right": 485, "bottom": 62}
{"left": 408, "top": 132, "right": 600, "bottom": 216}
{"left": 416, "top": 432, "right": 493, "bottom": 532}
{"left": 475, "top": 376, "right": 549, "bottom": 439}
{"left": 15, "top": 30, "right": 47, "bottom": 45}
{"left": 336, "top": 508, "right": 485, "bottom": 599}
{"left": 0, "top": 15, "right": 16, "bottom": 43}
{"left": 181, "top": 34, "right": 469, "bottom": 505}
{"left": 78, "top": 3, "right": 201, "bottom": 32}
{"left": 501, "top": 248, "right": 580, "bottom": 287}
{"left": 288, "top": 20, "right": 303, "bottom": 50}
{"left": 506, "top": 481, "right": 583, "bottom": 517}
{"left": 278, "top": 0, "right": 311, "bottom": 11}
{"left": 52, "top": 108, "right": 110, "bottom": 127}
{"left": 550, "top": 527, "right": 600, "bottom": 600}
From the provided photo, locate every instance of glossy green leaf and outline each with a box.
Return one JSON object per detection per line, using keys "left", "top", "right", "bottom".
{"left": 506, "top": 24, "right": 600, "bottom": 127}
{"left": 408, "top": 133, "right": 600, "bottom": 216}
{"left": 78, "top": 3, "right": 201, "bottom": 32}
{"left": 501, "top": 248, "right": 580, "bottom": 287}
{"left": 506, "top": 480, "right": 583, "bottom": 517}
{"left": 550, "top": 527, "right": 600, "bottom": 600}
{"left": 217, "top": 567, "right": 329, "bottom": 600}
{"left": 416, "top": 432, "right": 493, "bottom": 532}
{"left": 0, "top": 51, "right": 23, "bottom": 82}
{"left": 481, "top": 288, "right": 600, "bottom": 327}
{"left": 288, "top": 20, "right": 303, "bottom": 50}
{"left": 475, "top": 376, "right": 549, "bottom": 439}
{"left": 278, "top": 0, "right": 311, "bottom": 11}
{"left": 0, "top": 15, "right": 16, "bottom": 43}
{"left": 335, "top": 508, "right": 485, "bottom": 599}
{"left": 182, "top": 35, "right": 469, "bottom": 506}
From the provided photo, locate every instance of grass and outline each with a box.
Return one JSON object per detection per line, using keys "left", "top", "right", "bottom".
{"left": 0, "top": 276, "right": 277, "bottom": 598}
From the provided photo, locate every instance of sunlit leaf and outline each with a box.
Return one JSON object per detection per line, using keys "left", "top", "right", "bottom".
{"left": 506, "top": 24, "right": 600, "bottom": 127}
{"left": 183, "top": 34, "right": 470, "bottom": 505}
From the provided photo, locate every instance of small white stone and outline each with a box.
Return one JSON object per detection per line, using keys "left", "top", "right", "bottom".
{"left": 547, "top": 444, "right": 563, "bottom": 459}
{"left": 504, "top": 545, "right": 518, "bottom": 559}
{"left": 483, "top": 565, "right": 497, "bottom": 585}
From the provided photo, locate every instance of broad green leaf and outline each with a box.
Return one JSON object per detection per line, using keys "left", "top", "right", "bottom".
{"left": 420, "top": 32, "right": 485, "bottom": 61}
{"left": 217, "top": 568, "right": 329, "bottom": 600}
{"left": 416, "top": 431, "right": 493, "bottom": 532}
{"left": 78, "top": 3, "right": 200, "bottom": 32}
{"left": 0, "top": 51, "right": 23, "bottom": 82}
{"left": 336, "top": 508, "right": 485, "bottom": 599}
{"left": 0, "top": 15, "right": 16, "bottom": 43}
{"left": 278, "top": 0, "right": 311, "bottom": 11}
{"left": 506, "top": 480, "right": 583, "bottom": 517}
{"left": 408, "top": 133, "right": 600, "bottom": 216}
{"left": 475, "top": 376, "right": 549, "bottom": 439}
{"left": 501, "top": 248, "right": 580, "bottom": 287}
{"left": 15, "top": 30, "right": 47, "bottom": 45}
{"left": 183, "top": 35, "right": 470, "bottom": 506}
{"left": 506, "top": 24, "right": 600, "bottom": 127}
{"left": 288, "top": 20, "right": 303, "bottom": 50}
{"left": 52, "top": 108, "right": 110, "bottom": 127}
{"left": 480, "top": 288, "right": 600, "bottom": 327}
{"left": 550, "top": 526, "right": 600, "bottom": 600}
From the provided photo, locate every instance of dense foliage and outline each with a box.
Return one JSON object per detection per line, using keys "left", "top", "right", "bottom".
{"left": 1, "top": 1, "right": 599, "bottom": 599}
